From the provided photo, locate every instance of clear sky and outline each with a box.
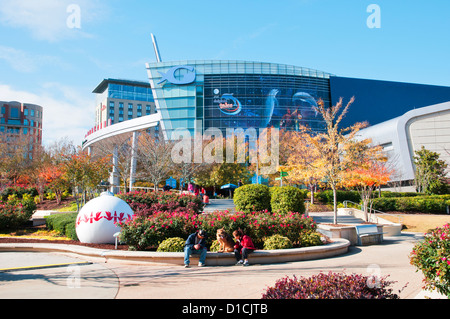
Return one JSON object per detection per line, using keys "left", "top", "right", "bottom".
{"left": 1, "top": 0, "right": 449, "bottom": 146}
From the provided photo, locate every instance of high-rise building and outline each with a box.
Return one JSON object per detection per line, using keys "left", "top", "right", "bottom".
{"left": 91, "top": 78, "right": 160, "bottom": 139}
{"left": 0, "top": 101, "right": 43, "bottom": 158}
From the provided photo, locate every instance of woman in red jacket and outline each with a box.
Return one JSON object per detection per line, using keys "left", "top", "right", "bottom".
{"left": 233, "top": 229, "right": 256, "bottom": 266}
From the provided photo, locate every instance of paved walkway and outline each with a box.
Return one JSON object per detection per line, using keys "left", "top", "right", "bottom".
{"left": 1, "top": 233, "right": 445, "bottom": 300}
{"left": 0, "top": 201, "right": 447, "bottom": 300}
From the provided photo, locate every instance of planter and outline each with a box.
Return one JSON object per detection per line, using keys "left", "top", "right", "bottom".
{"left": 317, "top": 224, "right": 358, "bottom": 246}
{"left": 338, "top": 208, "right": 402, "bottom": 236}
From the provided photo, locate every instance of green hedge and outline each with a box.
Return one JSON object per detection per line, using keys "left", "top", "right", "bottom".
{"left": 372, "top": 195, "right": 450, "bottom": 214}
{"left": 45, "top": 213, "right": 78, "bottom": 240}
{"left": 270, "top": 186, "right": 306, "bottom": 214}
{"left": 234, "top": 184, "right": 271, "bottom": 213}
{"left": 380, "top": 191, "right": 425, "bottom": 198}
{"left": 314, "top": 190, "right": 361, "bottom": 204}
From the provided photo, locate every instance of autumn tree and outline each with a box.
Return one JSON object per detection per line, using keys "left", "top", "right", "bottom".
{"left": 342, "top": 139, "right": 392, "bottom": 221}
{"left": 94, "top": 134, "right": 135, "bottom": 192}
{"left": 136, "top": 132, "right": 175, "bottom": 191}
{"left": 61, "top": 148, "right": 111, "bottom": 211}
{"left": 281, "top": 131, "right": 322, "bottom": 204}
{"left": 290, "top": 97, "right": 368, "bottom": 224}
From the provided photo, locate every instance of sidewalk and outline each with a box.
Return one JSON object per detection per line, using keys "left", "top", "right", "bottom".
{"left": 0, "top": 201, "right": 447, "bottom": 300}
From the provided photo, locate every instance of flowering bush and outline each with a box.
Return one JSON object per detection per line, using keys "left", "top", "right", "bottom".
{"left": 117, "top": 210, "right": 319, "bottom": 251}
{"left": 117, "top": 190, "right": 204, "bottom": 217}
{"left": 409, "top": 223, "right": 450, "bottom": 297}
{"left": 261, "top": 272, "right": 401, "bottom": 299}
{"left": 0, "top": 195, "right": 36, "bottom": 230}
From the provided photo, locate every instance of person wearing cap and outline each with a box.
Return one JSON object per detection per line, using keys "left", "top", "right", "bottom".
{"left": 184, "top": 230, "right": 208, "bottom": 268}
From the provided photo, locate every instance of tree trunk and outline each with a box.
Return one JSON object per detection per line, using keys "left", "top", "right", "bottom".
{"left": 332, "top": 185, "right": 338, "bottom": 224}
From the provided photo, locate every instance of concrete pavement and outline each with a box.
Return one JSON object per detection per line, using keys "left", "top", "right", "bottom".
{"left": 0, "top": 233, "right": 445, "bottom": 299}
{"left": 0, "top": 202, "right": 447, "bottom": 300}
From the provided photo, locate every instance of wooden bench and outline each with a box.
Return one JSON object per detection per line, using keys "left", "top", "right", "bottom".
{"left": 355, "top": 224, "right": 385, "bottom": 246}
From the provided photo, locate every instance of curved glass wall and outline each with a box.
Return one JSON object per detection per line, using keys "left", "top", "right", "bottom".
{"left": 146, "top": 60, "right": 333, "bottom": 139}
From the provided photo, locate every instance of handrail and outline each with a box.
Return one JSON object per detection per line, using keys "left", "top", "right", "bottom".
{"left": 343, "top": 200, "right": 403, "bottom": 224}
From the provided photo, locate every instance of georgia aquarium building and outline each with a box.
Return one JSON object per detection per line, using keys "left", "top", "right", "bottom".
{"left": 146, "top": 60, "right": 332, "bottom": 140}
{"left": 83, "top": 38, "right": 450, "bottom": 187}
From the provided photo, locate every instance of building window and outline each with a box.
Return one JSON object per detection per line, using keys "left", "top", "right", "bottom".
{"left": 30, "top": 109, "right": 35, "bottom": 117}
{"left": 10, "top": 107, "right": 19, "bottom": 118}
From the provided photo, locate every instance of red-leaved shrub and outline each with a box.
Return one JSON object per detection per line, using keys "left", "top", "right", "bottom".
{"left": 262, "top": 272, "right": 401, "bottom": 299}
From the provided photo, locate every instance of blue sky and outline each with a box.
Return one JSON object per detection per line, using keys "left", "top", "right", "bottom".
{"left": 1, "top": 0, "right": 449, "bottom": 146}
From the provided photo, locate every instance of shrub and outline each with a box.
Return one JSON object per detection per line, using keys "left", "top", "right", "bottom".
{"left": 157, "top": 237, "right": 186, "bottom": 252}
{"left": 118, "top": 211, "right": 199, "bottom": 250}
{"left": 117, "top": 191, "right": 204, "bottom": 217}
{"left": 209, "top": 240, "right": 221, "bottom": 252}
{"left": 65, "top": 222, "right": 78, "bottom": 240}
{"left": 0, "top": 196, "right": 37, "bottom": 230}
{"left": 270, "top": 186, "right": 306, "bottom": 214}
{"left": 234, "top": 184, "right": 271, "bottom": 213}
{"left": 45, "top": 213, "right": 78, "bottom": 238}
{"left": 261, "top": 272, "right": 401, "bottom": 299}
{"left": 118, "top": 210, "right": 318, "bottom": 251}
{"left": 1, "top": 186, "right": 38, "bottom": 201}
{"left": 372, "top": 195, "right": 450, "bottom": 214}
{"left": 298, "top": 230, "right": 324, "bottom": 247}
{"left": 263, "top": 234, "right": 293, "bottom": 250}
{"left": 315, "top": 190, "right": 360, "bottom": 205}
{"left": 409, "top": 223, "right": 450, "bottom": 297}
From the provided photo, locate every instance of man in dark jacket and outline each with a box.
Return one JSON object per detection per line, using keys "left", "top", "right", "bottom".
{"left": 184, "top": 230, "right": 207, "bottom": 268}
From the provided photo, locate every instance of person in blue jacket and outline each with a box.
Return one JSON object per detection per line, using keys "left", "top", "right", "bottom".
{"left": 184, "top": 230, "right": 207, "bottom": 268}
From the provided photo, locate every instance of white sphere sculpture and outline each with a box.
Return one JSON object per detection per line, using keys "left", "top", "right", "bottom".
{"left": 75, "top": 192, "right": 134, "bottom": 244}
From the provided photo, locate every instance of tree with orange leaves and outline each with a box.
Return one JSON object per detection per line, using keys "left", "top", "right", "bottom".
{"left": 281, "top": 130, "right": 323, "bottom": 204}
{"left": 39, "top": 164, "right": 68, "bottom": 205}
{"left": 61, "top": 148, "right": 111, "bottom": 211}
{"left": 342, "top": 139, "right": 392, "bottom": 221}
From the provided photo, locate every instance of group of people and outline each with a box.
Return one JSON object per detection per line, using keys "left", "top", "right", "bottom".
{"left": 187, "top": 183, "right": 206, "bottom": 197}
{"left": 184, "top": 229, "right": 255, "bottom": 268}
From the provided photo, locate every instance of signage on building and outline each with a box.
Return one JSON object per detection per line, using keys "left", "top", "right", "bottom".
{"left": 214, "top": 91, "right": 242, "bottom": 115}
{"left": 157, "top": 65, "right": 196, "bottom": 85}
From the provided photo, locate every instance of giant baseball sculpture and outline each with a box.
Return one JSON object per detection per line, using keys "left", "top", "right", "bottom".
{"left": 76, "top": 192, "right": 134, "bottom": 244}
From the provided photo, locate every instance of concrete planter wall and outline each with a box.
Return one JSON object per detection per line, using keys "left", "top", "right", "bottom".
{"left": 317, "top": 223, "right": 385, "bottom": 246}
{"left": 0, "top": 238, "right": 350, "bottom": 266}
{"left": 338, "top": 208, "right": 403, "bottom": 236}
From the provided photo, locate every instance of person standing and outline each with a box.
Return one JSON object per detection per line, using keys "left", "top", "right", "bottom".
{"left": 233, "top": 229, "right": 255, "bottom": 266}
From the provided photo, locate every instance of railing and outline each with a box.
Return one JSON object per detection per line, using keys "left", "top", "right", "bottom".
{"left": 343, "top": 200, "right": 403, "bottom": 224}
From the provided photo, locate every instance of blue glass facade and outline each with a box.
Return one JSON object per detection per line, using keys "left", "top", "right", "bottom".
{"left": 146, "top": 60, "right": 332, "bottom": 139}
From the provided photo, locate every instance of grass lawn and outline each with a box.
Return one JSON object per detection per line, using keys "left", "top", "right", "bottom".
{"left": 381, "top": 214, "right": 450, "bottom": 233}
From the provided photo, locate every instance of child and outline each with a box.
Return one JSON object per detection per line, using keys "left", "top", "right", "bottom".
{"left": 233, "top": 229, "right": 255, "bottom": 266}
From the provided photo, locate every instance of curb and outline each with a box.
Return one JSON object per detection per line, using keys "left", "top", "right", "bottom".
{"left": 0, "top": 238, "right": 350, "bottom": 266}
